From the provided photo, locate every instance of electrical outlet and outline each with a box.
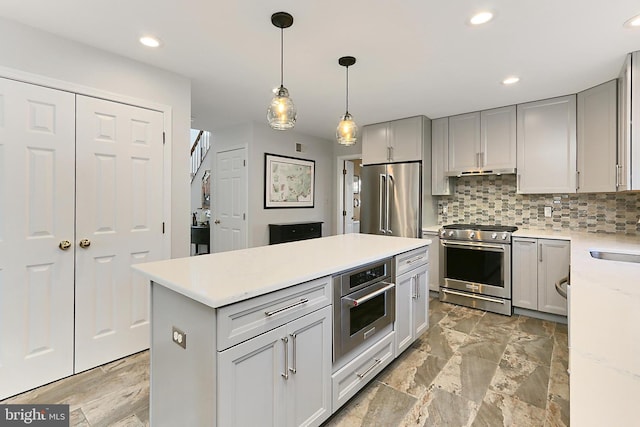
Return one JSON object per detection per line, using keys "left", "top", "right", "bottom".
{"left": 172, "top": 326, "right": 187, "bottom": 349}
{"left": 544, "top": 206, "right": 552, "bottom": 218}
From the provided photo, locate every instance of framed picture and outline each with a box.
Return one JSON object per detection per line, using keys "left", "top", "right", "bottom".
{"left": 202, "top": 169, "right": 211, "bottom": 209}
{"left": 264, "top": 153, "right": 315, "bottom": 208}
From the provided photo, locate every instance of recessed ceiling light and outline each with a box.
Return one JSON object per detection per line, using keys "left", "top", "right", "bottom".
{"left": 139, "top": 36, "right": 161, "bottom": 48}
{"left": 502, "top": 76, "right": 520, "bottom": 85}
{"left": 623, "top": 14, "right": 640, "bottom": 28}
{"left": 469, "top": 11, "right": 494, "bottom": 25}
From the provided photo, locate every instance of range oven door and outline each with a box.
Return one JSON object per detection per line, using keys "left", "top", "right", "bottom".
{"left": 440, "top": 240, "right": 511, "bottom": 299}
{"left": 334, "top": 280, "right": 395, "bottom": 361}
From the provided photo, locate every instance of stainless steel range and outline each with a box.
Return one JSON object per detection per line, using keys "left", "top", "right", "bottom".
{"left": 439, "top": 224, "right": 518, "bottom": 316}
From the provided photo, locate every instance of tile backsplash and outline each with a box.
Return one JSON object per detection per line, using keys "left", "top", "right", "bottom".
{"left": 438, "top": 175, "right": 640, "bottom": 235}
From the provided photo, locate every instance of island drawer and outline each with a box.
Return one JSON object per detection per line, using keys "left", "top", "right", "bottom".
{"left": 216, "top": 276, "right": 332, "bottom": 351}
{"left": 331, "top": 331, "right": 395, "bottom": 411}
{"left": 395, "top": 246, "right": 429, "bottom": 276}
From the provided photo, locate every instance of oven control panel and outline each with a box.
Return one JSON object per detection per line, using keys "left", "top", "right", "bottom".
{"left": 439, "top": 228, "right": 513, "bottom": 243}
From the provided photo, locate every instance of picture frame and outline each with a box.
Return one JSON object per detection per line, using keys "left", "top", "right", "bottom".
{"left": 264, "top": 153, "right": 315, "bottom": 208}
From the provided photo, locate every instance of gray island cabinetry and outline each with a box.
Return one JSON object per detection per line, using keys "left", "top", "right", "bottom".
{"left": 133, "top": 234, "right": 430, "bottom": 427}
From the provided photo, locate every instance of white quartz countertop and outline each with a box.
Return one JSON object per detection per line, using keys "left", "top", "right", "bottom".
{"left": 133, "top": 234, "right": 429, "bottom": 308}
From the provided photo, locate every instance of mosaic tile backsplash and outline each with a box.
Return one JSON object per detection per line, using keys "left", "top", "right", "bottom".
{"left": 438, "top": 175, "right": 640, "bottom": 235}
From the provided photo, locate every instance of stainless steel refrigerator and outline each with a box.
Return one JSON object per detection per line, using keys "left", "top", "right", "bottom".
{"left": 360, "top": 161, "right": 423, "bottom": 238}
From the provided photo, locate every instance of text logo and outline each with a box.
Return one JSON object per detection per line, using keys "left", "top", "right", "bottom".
{"left": 0, "top": 405, "right": 69, "bottom": 427}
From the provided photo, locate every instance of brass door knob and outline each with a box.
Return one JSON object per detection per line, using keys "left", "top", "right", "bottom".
{"left": 59, "top": 240, "right": 72, "bottom": 250}
{"left": 79, "top": 239, "right": 91, "bottom": 249}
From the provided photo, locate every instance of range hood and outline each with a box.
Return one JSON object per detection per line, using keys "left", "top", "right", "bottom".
{"left": 445, "top": 167, "right": 516, "bottom": 177}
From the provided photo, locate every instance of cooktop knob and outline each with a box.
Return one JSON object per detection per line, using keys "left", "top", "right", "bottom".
{"left": 448, "top": 231, "right": 454, "bottom": 237}
{"left": 491, "top": 232, "right": 498, "bottom": 239}
{"left": 502, "top": 233, "right": 508, "bottom": 240}
{"left": 440, "top": 230, "right": 446, "bottom": 238}
{"left": 469, "top": 232, "right": 476, "bottom": 239}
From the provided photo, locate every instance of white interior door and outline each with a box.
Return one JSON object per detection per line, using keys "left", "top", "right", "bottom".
{"left": 0, "top": 78, "right": 75, "bottom": 399}
{"left": 213, "top": 148, "right": 247, "bottom": 253}
{"left": 343, "top": 160, "right": 355, "bottom": 234}
{"left": 74, "top": 96, "right": 164, "bottom": 372}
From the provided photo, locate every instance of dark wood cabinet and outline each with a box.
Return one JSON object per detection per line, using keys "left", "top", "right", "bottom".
{"left": 269, "top": 222, "right": 323, "bottom": 245}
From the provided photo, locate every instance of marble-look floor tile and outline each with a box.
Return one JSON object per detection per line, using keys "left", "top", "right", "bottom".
{"left": 517, "top": 316, "right": 556, "bottom": 337}
{"left": 505, "top": 331, "right": 554, "bottom": 367}
{"left": 490, "top": 357, "right": 550, "bottom": 409}
{"left": 428, "top": 309, "right": 447, "bottom": 327}
{"left": 378, "top": 348, "right": 448, "bottom": 398}
{"left": 414, "top": 387, "right": 478, "bottom": 427}
{"left": 457, "top": 333, "right": 508, "bottom": 364}
{"left": 545, "top": 393, "right": 570, "bottom": 427}
{"left": 472, "top": 390, "right": 546, "bottom": 427}
{"left": 433, "top": 354, "right": 498, "bottom": 404}
{"left": 412, "top": 324, "right": 467, "bottom": 360}
{"left": 438, "top": 307, "right": 484, "bottom": 334}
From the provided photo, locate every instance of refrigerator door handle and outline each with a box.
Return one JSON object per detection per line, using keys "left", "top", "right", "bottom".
{"left": 379, "top": 174, "right": 386, "bottom": 234}
{"left": 387, "top": 174, "right": 394, "bottom": 234}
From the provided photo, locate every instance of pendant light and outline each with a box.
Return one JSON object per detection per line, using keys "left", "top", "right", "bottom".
{"left": 267, "top": 12, "right": 297, "bottom": 130}
{"left": 336, "top": 56, "right": 358, "bottom": 145}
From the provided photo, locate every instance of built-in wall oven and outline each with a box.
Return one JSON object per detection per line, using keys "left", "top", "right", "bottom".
{"left": 439, "top": 224, "right": 517, "bottom": 316}
{"left": 333, "top": 258, "right": 395, "bottom": 362}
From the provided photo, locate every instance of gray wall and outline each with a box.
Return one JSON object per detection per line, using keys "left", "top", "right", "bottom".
{"left": 0, "top": 17, "right": 192, "bottom": 258}
{"left": 210, "top": 122, "right": 335, "bottom": 248}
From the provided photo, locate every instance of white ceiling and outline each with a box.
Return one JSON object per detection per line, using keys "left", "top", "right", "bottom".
{"left": 1, "top": 1, "right": 639, "bottom": 141}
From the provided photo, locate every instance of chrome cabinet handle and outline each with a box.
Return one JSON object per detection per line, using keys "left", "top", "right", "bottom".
{"left": 539, "top": 243, "right": 543, "bottom": 262}
{"left": 386, "top": 174, "right": 394, "bottom": 234}
{"left": 357, "top": 358, "right": 382, "bottom": 379}
{"left": 264, "top": 298, "right": 309, "bottom": 317}
{"left": 281, "top": 336, "right": 289, "bottom": 380}
{"left": 289, "top": 333, "right": 297, "bottom": 374}
{"left": 59, "top": 240, "right": 71, "bottom": 250}
{"left": 345, "top": 282, "right": 395, "bottom": 307}
{"left": 441, "top": 241, "right": 505, "bottom": 252}
{"left": 379, "top": 174, "right": 386, "bottom": 234}
{"left": 79, "top": 239, "right": 91, "bottom": 249}
{"left": 415, "top": 275, "right": 420, "bottom": 299}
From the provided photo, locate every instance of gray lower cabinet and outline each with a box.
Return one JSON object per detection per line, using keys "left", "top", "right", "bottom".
{"left": 218, "top": 306, "right": 332, "bottom": 427}
{"left": 512, "top": 238, "right": 570, "bottom": 316}
{"left": 394, "top": 247, "right": 429, "bottom": 355}
{"left": 422, "top": 231, "right": 440, "bottom": 292}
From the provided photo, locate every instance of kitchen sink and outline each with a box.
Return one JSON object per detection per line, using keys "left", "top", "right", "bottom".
{"left": 589, "top": 250, "right": 640, "bottom": 264}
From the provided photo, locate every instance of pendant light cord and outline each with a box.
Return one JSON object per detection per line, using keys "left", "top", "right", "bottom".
{"left": 280, "top": 28, "right": 284, "bottom": 87}
{"left": 345, "top": 66, "right": 349, "bottom": 114}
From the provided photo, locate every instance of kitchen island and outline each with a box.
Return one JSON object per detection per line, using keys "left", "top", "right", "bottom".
{"left": 133, "top": 233, "right": 430, "bottom": 427}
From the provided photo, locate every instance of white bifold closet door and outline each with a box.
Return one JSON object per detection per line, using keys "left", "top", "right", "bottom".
{"left": 0, "top": 78, "right": 76, "bottom": 399}
{"left": 0, "top": 78, "right": 164, "bottom": 399}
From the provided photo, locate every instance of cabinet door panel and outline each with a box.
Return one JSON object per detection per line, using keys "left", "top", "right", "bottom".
{"left": 287, "top": 306, "right": 332, "bottom": 427}
{"left": 389, "top": 116, "right": 422, "bottom": 162}
{"left": 449, "top": 112, "right": 481, "bottom": 172}
{"left": 362, "top": 122, "right": 389, "bottom": 165}
{"left": 395, "top": 271, "right": 414, "bottom": 355}
{"left": 577, "top": 80, "right": 617, "bottom": 193}
{"left": 538, "top": 240, "right": 570, "bottom": 316}
{"left": 423, "top": 233, "right": 440, "bottom": 292}
{"left": 413, "top": 267, "right": 429, "bottom": 338}
{"left": 431, "top": 117, "right": 451, "bottom": 195}
{"left": 481, "top": 106, "right": 516, "bottom": 170}
{"left": 218, "top": 326, "right": 286, "bottom": 427}
{"left": 517, "top": 95, "right": 577, "bottom": 194}
{"left": 512, "top": 238, "right": 538, "bottom": 310}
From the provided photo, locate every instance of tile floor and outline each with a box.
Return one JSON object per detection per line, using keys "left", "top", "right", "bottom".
{"left": 1, "top": 298, "right": 569, "bottom": 427}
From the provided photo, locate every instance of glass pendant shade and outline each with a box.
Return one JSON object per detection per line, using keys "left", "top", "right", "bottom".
{"left": 336, "top": 112, "right": 358, "bottom": 146}
{"left": 267, "top": 86, "right": 297, "bottom": 130}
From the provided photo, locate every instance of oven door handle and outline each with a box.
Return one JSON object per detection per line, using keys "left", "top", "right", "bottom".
{"left": 441, "top": 241, "right": 506, "bottom": 252}
{"left": 344, "top": 282, "right": 395, "bottom": 307}
{"left": 441, "top": 288, "right": 506, "bottom": 304}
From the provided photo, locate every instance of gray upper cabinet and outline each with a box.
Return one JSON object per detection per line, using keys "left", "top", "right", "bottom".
{"left": 362, "top": 116, "right": 423, "bottom": 165}
{"left": 577, "top": 80, "right": 617, "bottom": 193}
{"left": 447, "top": 106, "right": 516, "bottom": 175}
{"left": 481, "top": 106, "right": 517, "bottom": 172}
{"left": 516, "top": 95, "right": 577, "bottom": 194}
{"left": 617, "top": 51, "right": 640, "bottom": 191}
{"left": 431, "top": 117, "right": 451, "bottom": 195}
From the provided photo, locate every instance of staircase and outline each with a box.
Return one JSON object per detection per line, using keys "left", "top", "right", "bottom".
{"left": 191, "top": 129, "right": 211, "bottom": 181}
